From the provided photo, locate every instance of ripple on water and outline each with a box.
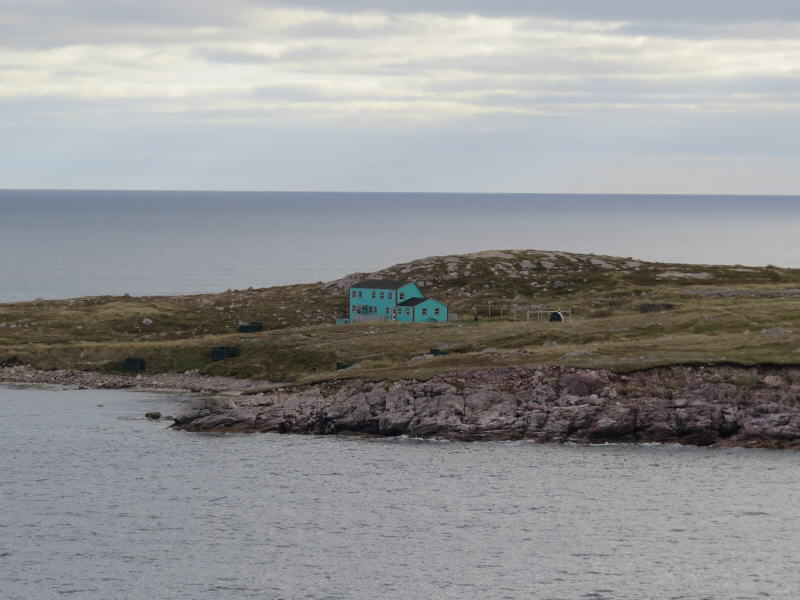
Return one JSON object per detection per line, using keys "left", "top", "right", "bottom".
{"left": 2, "top": 384, "right": 800, "bottom": 599}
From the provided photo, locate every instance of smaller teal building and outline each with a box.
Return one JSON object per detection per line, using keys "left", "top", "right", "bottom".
{"left": 343, "top": 280, "right": 448, "bottom": 323}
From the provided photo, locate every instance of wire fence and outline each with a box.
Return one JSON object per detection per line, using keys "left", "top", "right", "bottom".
{"left": 338, "top": 307, "right": 564, "bottom": 324}
{"left": 470, "top": 305, "right": 572, "bottom": 322}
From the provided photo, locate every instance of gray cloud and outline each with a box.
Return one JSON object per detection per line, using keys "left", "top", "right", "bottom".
{"left": 618, "top": 20, "right": 800, "bottom": 40}
{"left": 2, "top": 1, "right": 799, "bottom": 192}
{"left": 257, "top": 0, "right": 800, "bottom": 23}
{"left": 194, "top": 47, "right": 275, "bottom": 65}
{"left": 5, "top": 1, "right": 800, "bottom": 49}
{"left": 0, "top": 0, "right": 242, "bottom": 47}
{"left": 246, "top": 84, "right": 333, "bottom": 102}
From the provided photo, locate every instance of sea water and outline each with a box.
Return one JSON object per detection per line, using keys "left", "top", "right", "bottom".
{"left": 1, "top": 190, "right": 799, "bottom": 302}
{"left": 1, "top": 384, "right": 799, "bottom": 599}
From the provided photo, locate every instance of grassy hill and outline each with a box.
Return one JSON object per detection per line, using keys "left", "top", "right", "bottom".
{"left": 2, "top": 250, "right": 799, "bottom": 384}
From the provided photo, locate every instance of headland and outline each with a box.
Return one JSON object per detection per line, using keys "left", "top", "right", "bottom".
{"left": 3, "top": 249, "right": 800, "bottom": 447}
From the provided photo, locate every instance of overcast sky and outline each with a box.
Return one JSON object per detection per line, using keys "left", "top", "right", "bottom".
{"left": 2, "top": 1, "right": 799, "bottom": 193}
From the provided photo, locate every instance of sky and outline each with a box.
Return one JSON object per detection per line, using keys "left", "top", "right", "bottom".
{"left": 2, "top": 0, "right": 800, "bottom": 193}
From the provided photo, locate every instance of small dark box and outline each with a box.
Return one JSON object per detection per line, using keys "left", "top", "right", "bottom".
{"left": 121, "top": 357, "right": 146, "bottom": 373}
{"left": 638, "top": 303, "right": 676, "bottom": 314}
{"left": 211, "top": 346, "right": 239, "bottom": 361}
{"left": 238, "top": 322, "right": 264, "bottom": 333}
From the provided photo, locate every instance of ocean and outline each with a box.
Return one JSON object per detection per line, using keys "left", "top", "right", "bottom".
{"left": 2, "top": 384, "right": 799, "bottom": 600}
{"left": 1, "top": 190, "right": 799, "bottom": 302}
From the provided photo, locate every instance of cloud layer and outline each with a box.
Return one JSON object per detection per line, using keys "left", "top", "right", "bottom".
{"left": 2, "top": 1, "right": 799, "bottom": 192}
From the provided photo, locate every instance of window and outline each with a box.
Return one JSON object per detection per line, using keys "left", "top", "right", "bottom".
{"left": 405, "top": 309, "right": 410, "bottom": 315}
{"left": 399, "top": 293, "right": 405, "bottom": 300}
{"left": 385, "top": 307, "right": 390, "bottom": 314}
{"left": 421, "top": 308, "right": 428, "bottom": 316}
{"left": 388, "top": 292, "right": 393, "bottom": 299}
{"left": 358, "top": 291, "right": 362, "bottom": 298}
{"left": 352, "top": 307, "right": 356, "bottom": 313}
{"left": 435, "top": 308, "right": 440, "bottom": 316}
{"left": 351, "top": 290, "right": 357, "bottom": 298}
{"left": 380, "top": 292, "right": 385, "bottom": 300}
{"left": 371, "top": 291, "right": 376, "bottom": 299}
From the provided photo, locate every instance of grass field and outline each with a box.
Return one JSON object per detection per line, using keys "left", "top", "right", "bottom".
{"left": 2, "top": 250, "right": 799, "bottom": 384}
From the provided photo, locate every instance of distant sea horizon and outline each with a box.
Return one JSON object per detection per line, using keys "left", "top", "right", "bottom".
{"left": 6, "top": 188, "right": 800, "bottom": 195}
{"left": 2, "top": 189, "right": 798, "bottom": 303}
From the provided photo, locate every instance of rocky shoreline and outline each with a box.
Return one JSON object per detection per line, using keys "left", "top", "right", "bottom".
{"left": 172, "top": 365, "right": 800, "bottom": 449}
{"left": 0, "top": 364, "right": 266, "bottom": 393}
{"left": 5, "top": 362, "right": 800, "bottom": 449}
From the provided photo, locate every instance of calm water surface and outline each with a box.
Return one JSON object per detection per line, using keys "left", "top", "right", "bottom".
{"left": 1, "top": 190, "right": 799, "bottom": 302}
{"left": 2, "top": 384, "right": 799, "bottom": 599}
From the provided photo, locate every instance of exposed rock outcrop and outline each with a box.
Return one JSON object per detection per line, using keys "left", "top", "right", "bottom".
{"left": 172, "top": 365, "right": 800, "bottom": 449}
{"left": 0, "top": 364, "right": 266, "bottom": 393}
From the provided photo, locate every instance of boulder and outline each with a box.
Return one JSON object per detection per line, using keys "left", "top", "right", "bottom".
{"left": 561, "top": 373, "right": 604, "bottom": 397}
{"left": 761, "top": 327, "right": 793, "bottom": 336}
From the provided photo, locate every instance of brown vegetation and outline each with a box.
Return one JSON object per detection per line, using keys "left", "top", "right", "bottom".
{"left": 1, "top": 250, "right": 799, "bottom": 384}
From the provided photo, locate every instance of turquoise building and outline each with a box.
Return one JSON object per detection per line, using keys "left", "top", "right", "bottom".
{"left": 342, "top": 280, "right": 448, "bottom": 323}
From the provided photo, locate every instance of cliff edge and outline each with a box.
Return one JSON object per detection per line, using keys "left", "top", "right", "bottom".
{"left": 172, "top": 365, "right": 800, "bottom": 449}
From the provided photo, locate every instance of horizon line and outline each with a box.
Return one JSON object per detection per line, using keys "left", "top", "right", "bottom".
{"left": 2, "top": 188, "right": 799, "bottom": 198}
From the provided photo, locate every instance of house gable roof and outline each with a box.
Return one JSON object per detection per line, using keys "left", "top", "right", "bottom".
{"left": 397, "top": 297, "right": 429, "bottom": 307}
{"left": 352, "top": 279, "right": 410, "bottom": 290}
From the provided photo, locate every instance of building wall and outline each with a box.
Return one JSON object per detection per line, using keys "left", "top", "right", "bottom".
{"left": 349, "top": 287, "right": 390, "bottom": 318}
{"left": 392, "top": 305, "right": 415, "bottom": 322}
{"left": 348, "top": 285, "right": 418, "bottom": 319}
{"left": 396, "top": 283, "right": 423, "bottom": 303}
{"left": 413, "top": 298, "right": 448, "bottom": 322}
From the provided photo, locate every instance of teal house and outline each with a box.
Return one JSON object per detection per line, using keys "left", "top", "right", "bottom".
{"left": 342, "top": 280, "right": 448, "bottom": 323}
